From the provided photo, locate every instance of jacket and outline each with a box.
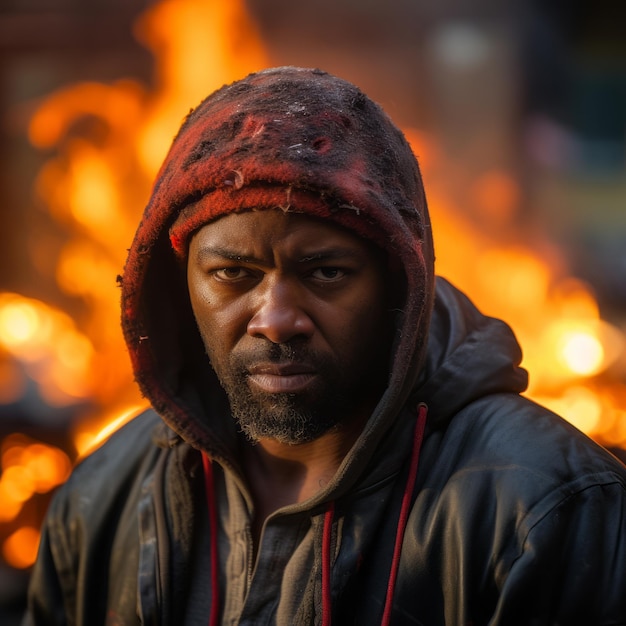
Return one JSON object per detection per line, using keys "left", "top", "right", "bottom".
{"left": 24, "top": 278, "right": 626, "bottom": 625}
{"left": 24, "top": 67, "right": 626, "bottom": 625}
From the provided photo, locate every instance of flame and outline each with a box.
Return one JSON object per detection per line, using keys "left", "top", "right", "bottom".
{"left": 19, "top": 0, "right": 268, "bottom": 414}
{"left": 73, "top": 405, "right": 147, "bottom": 460}
{"left": 0, "top": 432, "right": 72, "bottom": 568}
{"left": 2, "top": 0, "right": 625, "bottom": 572}
{"left": 1, "top": 0, "right": 267, "bottom": 571}
{"left": 0, "top": 293, "right": 96, "bottom": 404}
{"left": 555, "top": 326, "right": 605, "bottom": 376}
{"left": 1, "top": 434, "right": 72, "bottom": 508}
{"left": 408, "top": 129, "right": 626, "bottom": 448}
{"left": 3, "top": 527, "right": 41, "bottom": 570}
{"left": 133, "top": 0, "right": 268, "bottom": 176}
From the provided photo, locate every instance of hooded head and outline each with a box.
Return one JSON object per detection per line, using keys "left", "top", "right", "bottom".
{"left": 121, "top": 67, "right": 435, "bottom": 462}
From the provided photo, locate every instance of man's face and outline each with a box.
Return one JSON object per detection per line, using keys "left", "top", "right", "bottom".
{"left": 187, "top": 209, "right": 392, "bottom": 444}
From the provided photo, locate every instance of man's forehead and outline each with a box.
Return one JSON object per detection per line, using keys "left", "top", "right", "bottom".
{"left": 190, "top": 209, "right": 377, "bottom": 257}
{"left": 194, "top": 208, "right": 363, "bottom": 237}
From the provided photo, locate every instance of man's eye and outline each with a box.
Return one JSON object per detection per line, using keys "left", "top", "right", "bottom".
{"left": 311, "top": 267, "right": 345, "bottom": 281}
{"left": 214, "top": 267, "right": 248, "bottom": 281}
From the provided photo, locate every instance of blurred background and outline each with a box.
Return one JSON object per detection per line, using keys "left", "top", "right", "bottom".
{"left": 1, "top": 0, "right": 625, "bottom": 621}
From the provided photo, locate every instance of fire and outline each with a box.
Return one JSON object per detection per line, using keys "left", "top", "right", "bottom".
{"left": 1, "top": 0, "right": 267, "bottom": 570}
{"left": 0, "top": 433, "right": 71, "bottom": 568}
{"left": 407, "top": 129, "right": 626, "bottom": 448}
{"left": 0, "top": 293, "right": 95, "bottom": 404}
{"left": 73, "top": 405, "right": 147, "bottom": 460}
{"left": 1, "top": 0, "right": 625, "bottom": 572}
{"left": 555, "top": 326, "right": 605, "bottom": 376}
{"left": 1, "top": 435, "right": 71, "bottom": 513}
{"left": 133, "top": 0, "right": 269, "bottom": 175}
{"left": 3, "top": 527, "right": 41, "bottom": 570}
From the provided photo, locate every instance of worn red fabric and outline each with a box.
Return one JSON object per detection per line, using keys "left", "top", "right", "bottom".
{"left": 120, "top": 67, "right": 434, "bottom": 453}
{"left": 159, "top": 67, "right": 430, "bottom": 255}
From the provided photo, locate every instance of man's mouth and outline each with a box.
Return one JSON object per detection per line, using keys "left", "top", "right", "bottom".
{"left": 246, "top": 362, "right": 318, "bottom": 394}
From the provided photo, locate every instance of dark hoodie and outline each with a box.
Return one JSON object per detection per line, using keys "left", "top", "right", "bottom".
{"left": 25, "top": 67, "right": 626, "bottom": 626}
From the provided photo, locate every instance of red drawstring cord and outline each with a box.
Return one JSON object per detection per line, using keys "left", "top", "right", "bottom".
{"left": 204, "top": 453, "right": 336, "bottom": 626}
{"left": 203, "top": 405, "right": 427, "bottom": 626}
{"left": 320, "top": 405, "right": 428, "bottom": 626}
{"left": 381, "top": 404, "right": 428, "bottom": 626}
{"left": 202, "top": 453, "right": 221, "bottom": 626}
{"left": 321, "top": 500, "right": 336, "bottom": 626}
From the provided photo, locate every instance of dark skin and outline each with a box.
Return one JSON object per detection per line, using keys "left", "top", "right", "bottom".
{"left": 240, "top": 413, "right": 369, "bottom": 538}
{"left": 187, "top": 210, "right": 390, "bottom": 544}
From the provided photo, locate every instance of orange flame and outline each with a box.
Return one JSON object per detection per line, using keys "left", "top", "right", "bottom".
{"left": 408, "top": 129, "right": 626, "bottom": 446}
{"left": 0, "top": 293, "right": 95, "bottom": 404}
{"left": 0, "top": 433, "right": 71, "bottom": 568}
{"left": 3, "top": 527, "right": 41, "bottom": 570}
{"left": 1, "top": 0, "right": 268, "bottom": 570}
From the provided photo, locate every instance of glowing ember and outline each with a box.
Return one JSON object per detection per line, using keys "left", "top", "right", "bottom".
{"left": 3, "top": 527, "right": 41, "bottom": 570}
{"left": 0, "top": 300, "right": 41, "bottom": 345}
{"left": 0, "top": 432, "right": 72, "bottom": 550}
{"left": 73, "top": 405, "right": 147, "bottom": 459}
{"left": 0, "top": 293, "right": 96, "bottom": 404}
{"left": 558, "top": 329, "right": 605, "bottom": 376}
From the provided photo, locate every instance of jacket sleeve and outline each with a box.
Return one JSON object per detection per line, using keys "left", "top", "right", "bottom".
{"left": 22, "top": 491, "right": 76, "bottom": 626}
{"left": 22, "top": 410, "right": 164, "bottom": 626}
{"left": 492, "top": 477, "right": 626, "bottom": 625}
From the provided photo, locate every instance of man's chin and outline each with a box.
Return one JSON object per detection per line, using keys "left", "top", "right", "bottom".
{"left": 229, "top": 394, "right": 340, "bottom": 445}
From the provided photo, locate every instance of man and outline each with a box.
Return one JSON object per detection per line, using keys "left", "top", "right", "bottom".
{"left": 25, "top": 67, "right": 626, "bottom": 625}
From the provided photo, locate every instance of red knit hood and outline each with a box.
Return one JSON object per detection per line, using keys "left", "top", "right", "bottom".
{"left": 120, "top": 67, "right": 434, "bottom": 475}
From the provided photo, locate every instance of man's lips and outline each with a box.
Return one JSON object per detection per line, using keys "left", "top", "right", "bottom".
{"left": 246, "top": 362, "right": 317, "bottom": 393}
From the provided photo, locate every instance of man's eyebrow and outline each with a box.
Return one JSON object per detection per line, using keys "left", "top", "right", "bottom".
{"left": 298, "top": 249, "right": 362, "bottom": 263}
{"left": 195, "top": 246, "right": 262, "bottom": 265}
{"left": 196, "top": 246, "right": 363, "bottom": 264}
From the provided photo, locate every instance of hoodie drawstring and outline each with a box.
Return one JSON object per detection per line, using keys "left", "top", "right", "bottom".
{"left": 202, "top": 404, "right": 428, "bottom": 626}
{"left": 202, "top": 452, "right": 221, "bottom": 626}
{"left": 321, "top": 404, "right": 428, "bottom": 626}
{"left": 322, "top": 500, "right": 336, "bottom": 626}
{"left": 380, "top": 404, "right": 427, "bottom": 626}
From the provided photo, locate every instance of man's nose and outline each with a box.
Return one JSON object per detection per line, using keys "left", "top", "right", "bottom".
{"left": 247, "top": 279, "right": 315, "bottom": 344}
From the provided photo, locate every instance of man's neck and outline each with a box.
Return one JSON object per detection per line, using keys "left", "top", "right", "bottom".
{"left": 242, "top": 413, "right": 368, "bottom": 544}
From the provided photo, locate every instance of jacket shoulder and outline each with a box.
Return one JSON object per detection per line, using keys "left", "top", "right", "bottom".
{"left": 420, "top": 391, "right": 626, "bottom": 542}
{"left": 49, "top": 408, "right": 166, "bottom": 524}
{"left": 461, "top": 392, "right": 626, "bottom": 480}
{"left": 402, "top": 393, "right": 626, "bottom": 623}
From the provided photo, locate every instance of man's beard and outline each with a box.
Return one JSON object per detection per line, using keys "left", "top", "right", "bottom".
{"left": 211, "top": 342, "right": 386, "bottom": 445}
